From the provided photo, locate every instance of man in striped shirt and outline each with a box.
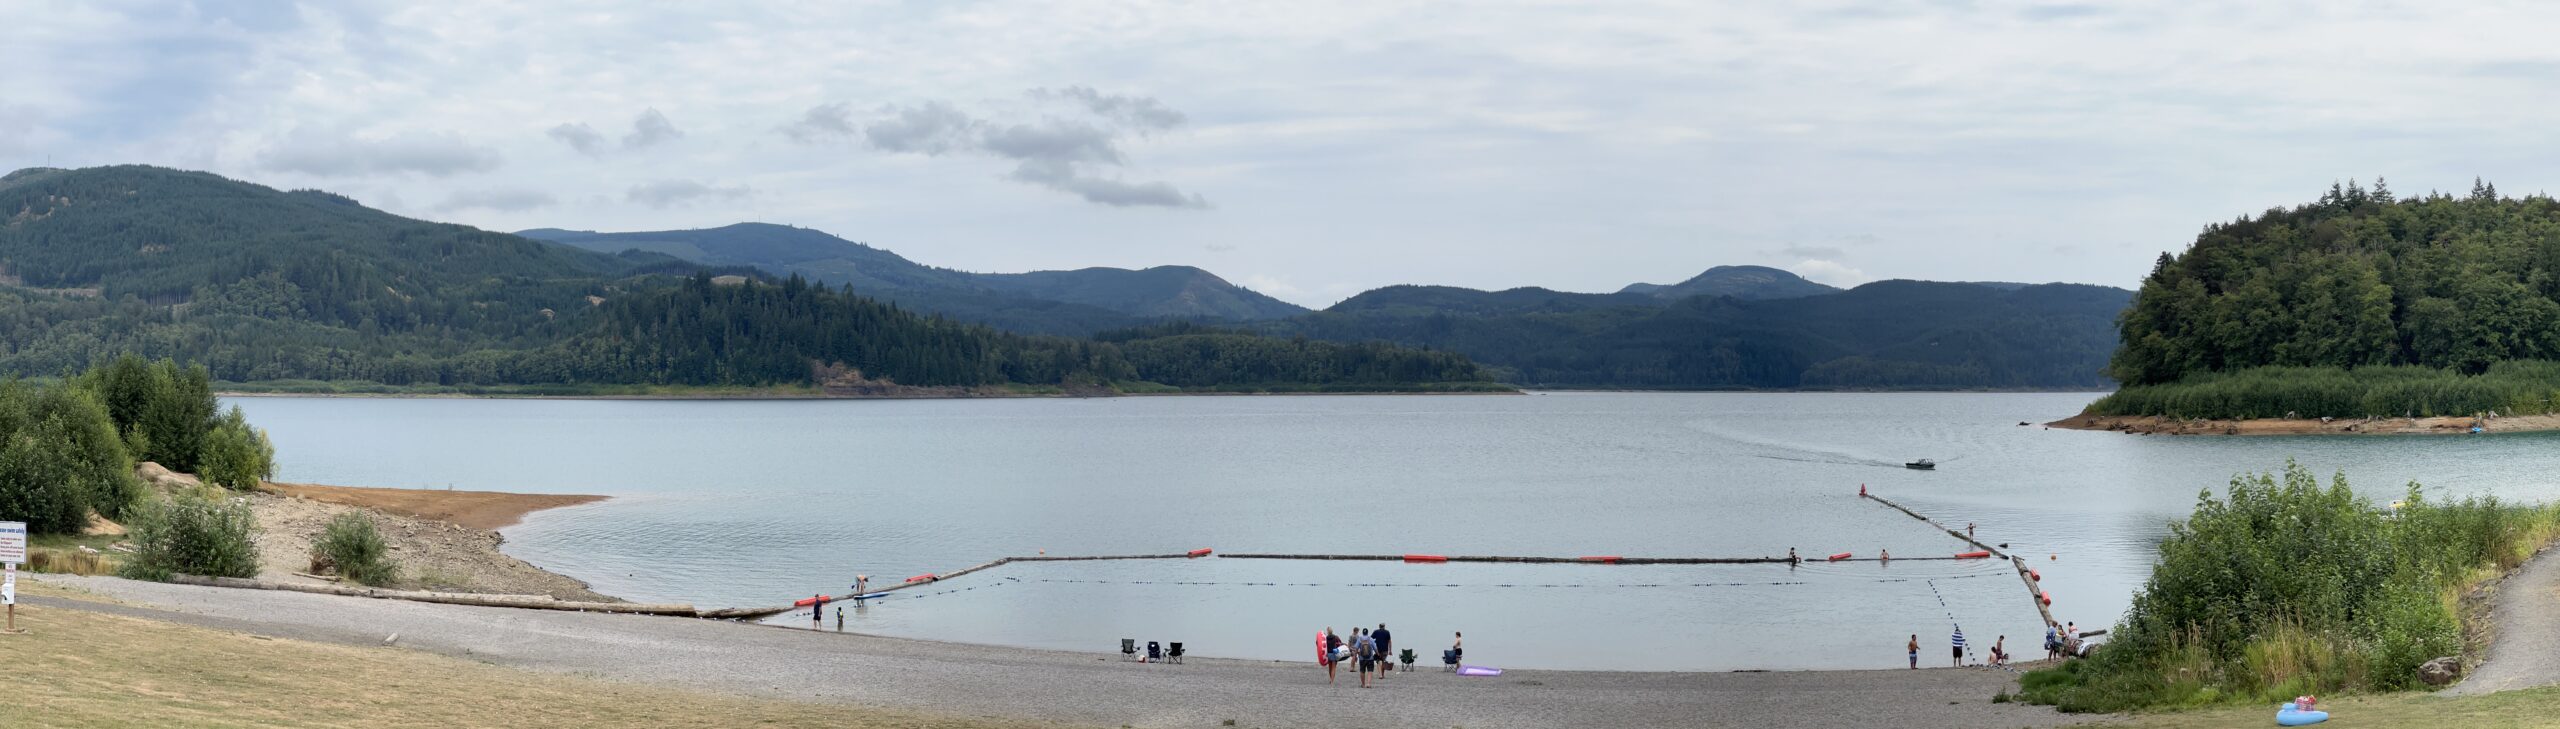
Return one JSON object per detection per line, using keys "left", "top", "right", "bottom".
{"left": 1951, "top": 626, "right": 1968, "bottom": 667}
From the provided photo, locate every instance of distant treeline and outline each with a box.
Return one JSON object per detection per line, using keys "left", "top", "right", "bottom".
{"left": 1269, "top": 281, "right": 2130, "bottom": 390}
{"left": 2095, "top": 180, "right": 2560, "bottom": 417}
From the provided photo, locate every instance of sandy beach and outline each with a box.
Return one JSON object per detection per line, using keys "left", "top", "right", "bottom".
{"left": 29, "top": 573, "right": 2086, "bottom": 729}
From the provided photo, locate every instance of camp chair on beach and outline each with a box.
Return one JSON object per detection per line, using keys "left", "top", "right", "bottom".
{"left": 1121, "top": 639, "right": 1137, "bottom": 661}
{"left": 1146, "top": 641, "right": 1163, "bottom": 663}
{"left": 1441, "top": 649, "right": 1460, "bottom": 671}
{"left": 1168, "top": 642, "right": 1185, "bottom": 664}
{"left": 1399, "top": 648, "right": 1416, "bottom": 671}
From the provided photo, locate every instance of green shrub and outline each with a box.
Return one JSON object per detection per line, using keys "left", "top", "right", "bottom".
{"left": 118, "top": 491, "right": 261, "bottom": 581}
{"left": 0, "top": 381, "right": 139, "bottom": 533}
{"left": 311, "top": 512, "right": 398, "bottom": 586}
{"left": 2023, "top": 462, "right": 2559, "bottom": 711}
{"left": 77, "top": 355, "right": 220, "bottom": 472}
{"left": 197, "top": 405, "right": 276, "bottom": 491}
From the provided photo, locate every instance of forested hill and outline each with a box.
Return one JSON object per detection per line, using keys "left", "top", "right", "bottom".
{"left": 521, "top": 223, "right": 1307, "bottom": 334}
{"left": 0, "top": 165, "right": 1495, "bottom": 393}
{"left": 2113, "top": 181, "right": 2560, "bottom": 384}
{"left": 1274, "top": 280, "right": 2131, "bottom": 389}
{"left": 2088, "top": 181, "right": 2560, "bottom": 419}
{"left": 1618, "top": 265, "right": 1839, "bottom": 301}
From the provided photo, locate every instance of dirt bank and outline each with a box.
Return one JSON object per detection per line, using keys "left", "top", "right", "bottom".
{"left": 2048, "top": 412, "right": 2560, "bottom": 436}
{"left": 259, "top": 481, "right": 604, "bottom": 530}
{"left": 133, "top": 464, "right": 613, "bottom": 601}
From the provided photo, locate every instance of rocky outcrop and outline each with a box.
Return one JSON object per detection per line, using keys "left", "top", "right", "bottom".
{"left": 2421, "top": 656, "right": 2463, "bottom": 687}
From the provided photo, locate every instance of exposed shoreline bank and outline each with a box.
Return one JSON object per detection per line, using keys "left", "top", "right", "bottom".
{"left": 2048, "top": 412, "right": 2560, "bottom": 436}
{"left": 131, "top": 464, "right": 614, "bottom": 600}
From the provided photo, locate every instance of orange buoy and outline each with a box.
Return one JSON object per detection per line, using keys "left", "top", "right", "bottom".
{"left": 794, "top": 595, "right": 824, "bottom": 607}
{"left": 1827, "top": 552, "right": 1853, "bottom": 561}
{"left": 1186, "top": 548, "right": 1213, "bottom": 558}
{"left": 1578, "top": 555, "right": 1623, "bottom": 563}
{"left": 1955, "top": 550, "right": 1992, "bottom": 559}
{"left": 2028, "top": 569, "right": 2041, "bottom": 581}
{"left": 905, "top": 573, "right": 936, "bottom": 583}
{"left": 1403, "top": 554, "right": 1449, "bottom": 563}
{"left": 2040, "top": 591, "right": 2053, "bottom": 606}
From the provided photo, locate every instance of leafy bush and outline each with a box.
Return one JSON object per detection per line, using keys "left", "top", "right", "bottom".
{"left": 118, "top": 491, "right": 261, "bottom": 581}
{"left": 310, "top": 512, "right": 398, "bottom": 586}
{"left": 2022, "top": 462, "right": 2558, "bottom": 711}
{"left": 0, "top": 381, "right": 139, "bottom": 533}
{"left": 197, "top": 405, "right": 276, "bottom": 491}
{"left": 77, "top": 355, "right": 219, "bottom": 472}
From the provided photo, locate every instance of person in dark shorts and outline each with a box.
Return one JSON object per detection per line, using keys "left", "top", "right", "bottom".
{"left": 1951, "top": 626, "right": 1968, "bottom": 666}
{"left": 1373, "top": 623, "right": 1393, "bottom": 677}
{"left": 1356, "top": 629, "right": 1376, "bottom": 687}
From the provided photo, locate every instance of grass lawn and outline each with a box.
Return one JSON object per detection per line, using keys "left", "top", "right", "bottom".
{"left": 2117, "top": 686, "right": 2560, "bottom": 728}
{"left": 1, "top": 589, "right": 1073, "bottom": 728}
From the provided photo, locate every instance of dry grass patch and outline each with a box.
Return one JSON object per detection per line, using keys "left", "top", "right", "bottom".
{"left": 0, "top": 600, "right": 1078, "bottom": 729}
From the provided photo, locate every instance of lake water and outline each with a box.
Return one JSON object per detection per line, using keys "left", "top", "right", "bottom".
{"left": 228, "top": 392, "right": 2560, "bottom": 671}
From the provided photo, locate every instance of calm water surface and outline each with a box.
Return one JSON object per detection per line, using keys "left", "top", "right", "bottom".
{"left": 230, "top": 392, "right": 2560, "bottom": 670}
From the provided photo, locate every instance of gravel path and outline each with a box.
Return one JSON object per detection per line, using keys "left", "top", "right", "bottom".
{"left": 2445, "top": 547, "right": 2560, "bottom": 696}
{"left": 39, "top": 574, "right": 2096, "bottom": 728}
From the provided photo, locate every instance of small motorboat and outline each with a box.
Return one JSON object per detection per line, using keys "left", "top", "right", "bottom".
{"left": 1905, "top": 459, "right": 1936, "bottom": 470}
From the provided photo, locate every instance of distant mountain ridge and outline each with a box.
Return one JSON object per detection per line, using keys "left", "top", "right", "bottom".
{"left": 1618, "top": 265, "right": 1840, "bottom": 301}
{"left": 519, "top": 223, "right": 1306, "bottom": 334}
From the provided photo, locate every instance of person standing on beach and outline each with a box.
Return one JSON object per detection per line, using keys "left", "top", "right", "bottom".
{"left": 1355, "top": 629, "right": 1376, "bottom": 688}
{"left": 1951, "top": 626, "right": 1968, "bottom": 667}
{"left": 1373, "top": 623, "right": 1393, "bottom": 678}
{"left": 1452, "top": 631, "right": 1463, "bottom": 663}
{"left": 1325, "top": 628, "right": 1343, "bottom": 685}
{"left": 1991, "top": 635, "right": 2006, "bottom": 667}
{"left": 1907, "top": 634, "right": 1918, "bottom": 669}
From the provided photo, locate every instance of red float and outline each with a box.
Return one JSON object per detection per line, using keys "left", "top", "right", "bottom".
{"left": 1827, "top": 552, "right": 1853, "bottom": 561}
{"left": 1403, "top": 554, "right": 1449, "bottom": 563}
{"left": 1954, "top": 550, "right": 1992, "bottom": 559}
{"left": 1187, "top": 548, "right": 1213, "bottom": 558}
{"left": 905, "top": 573, "right": 936, "bottom": 583}
{"left": 1578, "top": 555, "right": 1623, "bottom": 563}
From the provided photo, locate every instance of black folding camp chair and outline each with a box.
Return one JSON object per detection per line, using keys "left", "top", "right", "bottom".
{"left": 1399, "top": 648, "right": 1416, "bottom": 672}
{"left": 1167, "top": 642, "right": 1185, "bottom": 664}
{"left": 1146, "top": 641, "right": 1163, "bottom": 663}
{"left": 1441, "top": 649, "right": 1460, "bottom": 671}
{"left": 1121, "top": 638, "right": 1137, "bottom": 661}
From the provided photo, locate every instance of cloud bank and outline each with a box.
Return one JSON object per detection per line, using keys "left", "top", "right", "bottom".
{"left": 792, "top": 87, "right": 1208, "bottom": 209}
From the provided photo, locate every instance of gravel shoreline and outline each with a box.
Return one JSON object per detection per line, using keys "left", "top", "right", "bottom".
{"left": 41, "top": 574, "right": 2095, "bottom": 728}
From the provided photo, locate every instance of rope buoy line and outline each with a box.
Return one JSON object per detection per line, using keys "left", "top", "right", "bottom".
{"left": 1859, "top": 490, "right": 2064, "bottom": 630}
{"left": 703, "top": 546, "right": 2002, "bottom": 620}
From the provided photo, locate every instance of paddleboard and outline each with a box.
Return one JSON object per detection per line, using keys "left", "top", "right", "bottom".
{"left": 1457, "top": 665, "right": 1502, "bottom": 677}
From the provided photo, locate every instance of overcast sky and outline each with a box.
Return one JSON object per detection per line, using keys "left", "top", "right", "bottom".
{"left": 6, "top": 2, "right": 2554, "bottom": 307}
